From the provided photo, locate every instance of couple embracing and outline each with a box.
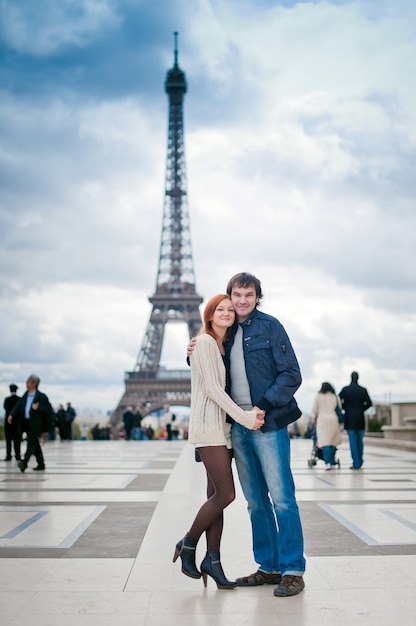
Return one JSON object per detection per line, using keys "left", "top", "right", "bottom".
{"left": 173, "top": 272, "right": 305, "bottom": 598}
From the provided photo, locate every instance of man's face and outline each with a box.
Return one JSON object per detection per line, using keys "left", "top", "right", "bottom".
{"left": 230, "top": 284, "right": 258, "bottom": 322}
{"left": 26, "top": 378, "right": 36, "bottom": 393}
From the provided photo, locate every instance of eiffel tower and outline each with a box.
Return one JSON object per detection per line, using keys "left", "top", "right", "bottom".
{"left": 112, "top": 33, "right": 203, "bottom": 425}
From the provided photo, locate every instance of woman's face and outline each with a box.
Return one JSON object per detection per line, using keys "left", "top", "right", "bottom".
{"left": 211, "top": 298, "right": 235, "bottom": 329}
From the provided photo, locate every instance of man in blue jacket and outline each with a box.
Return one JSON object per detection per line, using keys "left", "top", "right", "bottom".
{"left": 225, "top": 272, "right": 305, "bottom": 597}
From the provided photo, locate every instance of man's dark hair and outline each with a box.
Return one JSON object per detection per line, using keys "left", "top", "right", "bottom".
{"left": 226, "top": 272, "right": 263, "bottom": 304}
{"left": 351, "top": 371, "right": 359, "bottom": 383}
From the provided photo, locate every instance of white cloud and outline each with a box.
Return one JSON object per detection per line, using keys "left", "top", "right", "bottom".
{"left": 1, "top": 0, "right": 122, "bottom": 55}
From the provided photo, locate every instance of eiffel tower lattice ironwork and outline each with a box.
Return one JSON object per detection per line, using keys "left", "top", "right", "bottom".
{"left": 112, "top": 33, "right": 202, "bottom": 426}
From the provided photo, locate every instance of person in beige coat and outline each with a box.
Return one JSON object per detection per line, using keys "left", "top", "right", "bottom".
{"left": 173, "top": 294, "right": 265, "bottom": 589}
{"left": 312, "top": 382, "right": 342, "bottom": 470}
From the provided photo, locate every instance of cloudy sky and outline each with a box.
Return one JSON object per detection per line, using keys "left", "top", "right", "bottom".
{"left": 1, "top": 0, "right": 415, "bottom": 417}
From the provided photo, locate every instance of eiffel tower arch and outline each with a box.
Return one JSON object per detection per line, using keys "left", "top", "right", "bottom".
{"left": 111, "top": 34, "right": 203, "bottom": 427}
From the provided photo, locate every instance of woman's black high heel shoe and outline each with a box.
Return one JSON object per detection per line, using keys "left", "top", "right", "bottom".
{"left": 173, "top": 534, "right": 201, "bottom": 579}
{"left": 200, "top": 551, "right": 237, "bottom": 589}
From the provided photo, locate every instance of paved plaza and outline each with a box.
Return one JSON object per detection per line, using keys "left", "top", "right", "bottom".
{"left": 1, "top": 435, "right": 416, "bottom": 625}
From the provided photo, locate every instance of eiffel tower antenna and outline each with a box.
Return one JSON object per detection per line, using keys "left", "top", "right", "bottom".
{"left": 112, "top": 33, "right": 203, "bottom": 425}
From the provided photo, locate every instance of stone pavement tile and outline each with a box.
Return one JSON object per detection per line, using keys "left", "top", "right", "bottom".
{"left": 1, "top": 437, "right": 416, "bottom": 626}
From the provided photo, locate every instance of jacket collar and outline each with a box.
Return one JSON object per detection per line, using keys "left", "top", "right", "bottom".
{"left": 228, "top": 307, "right": 259, "bottom": 345}
{"left": 239, "top": 307, "right": 259, "bottom": 327}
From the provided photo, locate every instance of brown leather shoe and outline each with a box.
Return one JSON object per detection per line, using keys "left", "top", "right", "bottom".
{"left": 236, "top": 570, "right": 281, "bottom": 586}
{"left": 274, "top": 575, "right": 305, "bottom": 597}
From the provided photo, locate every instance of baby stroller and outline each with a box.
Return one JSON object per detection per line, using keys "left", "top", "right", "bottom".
{"left": 307, "top": 428, "right": 341, "bottom": 469}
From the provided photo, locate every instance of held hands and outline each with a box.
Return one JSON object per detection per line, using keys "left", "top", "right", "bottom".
{"left": 252, "top": 406, "right": 265, "bottom": 431}
{"left": 32, "top": 402, "right": 39, "bottom": 411}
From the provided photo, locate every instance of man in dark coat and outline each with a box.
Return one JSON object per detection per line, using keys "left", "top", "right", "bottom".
{"left": 64, "top": 402, "right": 77, "bottom": 440}
{"left": 3, "top": 383, "right": 22, "bottom": 461}
{"left": 8, "top": 374, "right": 53, "bottom": 472}
{"left": 339, "top": 371, "right": 372, "bottom": 470}
{"left": 122, "top": 406, "right": 135, "bottom": 441}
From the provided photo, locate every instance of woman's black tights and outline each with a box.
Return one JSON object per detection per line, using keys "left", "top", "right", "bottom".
{"left": 188, "top": 446, "right": 235, "bottom": 552}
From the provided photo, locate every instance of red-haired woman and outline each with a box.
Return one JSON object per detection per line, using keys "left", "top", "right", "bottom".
{"left": 173, "top": 294, "right": 265, "bottom": 588}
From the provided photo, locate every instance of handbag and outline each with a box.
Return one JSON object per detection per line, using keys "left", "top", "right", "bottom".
{"left": 335, "top": 404, "right": 344, "bottom": 424}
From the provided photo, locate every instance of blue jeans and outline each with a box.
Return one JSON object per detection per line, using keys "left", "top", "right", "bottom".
{"left": 231, "top": 423, "right": 305, "bottom": 576}
{"left": 322, "top": 445, "right": 336, "bottom": 466}
{"left": 133, "top": 428, "right": 144, "bottom": 440}
{"left": 347, "top": 429, "right": 364, "bottom": 468}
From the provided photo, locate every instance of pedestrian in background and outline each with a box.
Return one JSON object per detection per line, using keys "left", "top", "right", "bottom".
{"left": 3, "top": 383, "right": 22, "bottom": 461}
{"left": 122, "top": 406, "right": 135, "bottom": 440}
{"left": 339, "top": 371, "right": 372, "bottom": 470}
{"left": 8, "top": 374, "right": 53, "bottom": 472}
{"left": 133, "top": 407, "right": 143, "bottom": 440}
{"left": 312, "top": 382, "right": 342, "bottom": 470}
{"left": 65, "top": 402, "right": 76, "bottom": 440}
{"left": 56, "top": 404, "right": 67, "bottom": 440}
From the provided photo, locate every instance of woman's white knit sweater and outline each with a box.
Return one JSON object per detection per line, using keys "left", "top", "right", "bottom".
{"left": 188, "top": 333, "right": 257, "bottom": 446}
